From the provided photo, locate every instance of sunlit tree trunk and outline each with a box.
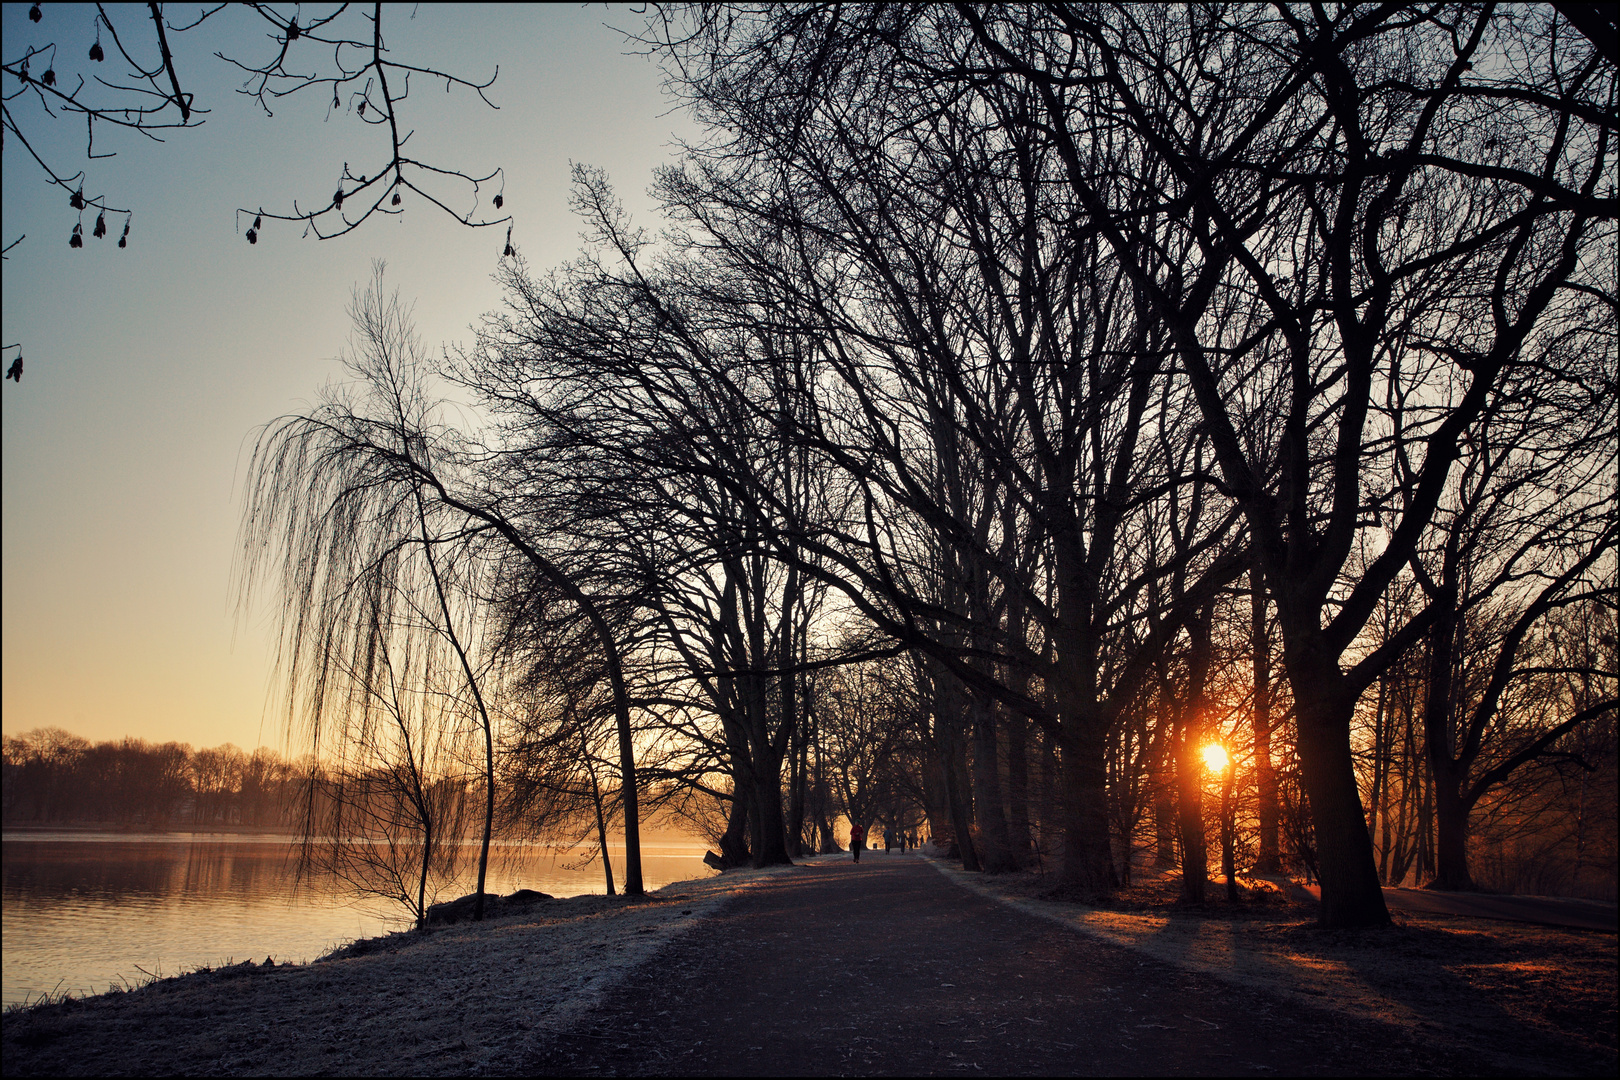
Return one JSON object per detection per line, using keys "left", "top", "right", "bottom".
{"left": 1173, "top": 720, "right": 1208, "bottom": 904}
{"left": 1220, "top": 754, "right": 1239, "bottom": 903}
{"left": 1250, "top": 569, "right": 1280, "bottom": 875}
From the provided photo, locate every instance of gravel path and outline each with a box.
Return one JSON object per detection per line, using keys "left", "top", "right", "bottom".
{"left": 531, "top": 853, "right": 1490, "bottom": 1077}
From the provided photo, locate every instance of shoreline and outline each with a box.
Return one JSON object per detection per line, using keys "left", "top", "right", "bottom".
{"left": 2, "top": 862, "right": 800, "bottom": 1076}
{"left": 1, "top": 823, "right": 303, "bottom": 838}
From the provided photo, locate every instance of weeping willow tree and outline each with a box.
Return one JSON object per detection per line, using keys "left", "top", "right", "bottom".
{"left": 238, "top": 264, "right": 509, "bottom": 918}
{"left": 239, "top": 264, "right": 646, "bottom": 913}
{"left": 305, "top": 616, "right": 477, "bottom": 927}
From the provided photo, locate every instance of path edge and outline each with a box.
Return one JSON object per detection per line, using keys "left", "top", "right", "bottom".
{"left": 511, "top": 861, "right": 804, "bottom": 1067}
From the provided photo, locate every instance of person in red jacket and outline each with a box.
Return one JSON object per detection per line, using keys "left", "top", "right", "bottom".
{"left": 850, "top": 821, "right": 866, "bottom": 862}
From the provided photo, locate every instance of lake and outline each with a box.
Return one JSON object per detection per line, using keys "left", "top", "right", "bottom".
{"left": 1, "top": 830, "right": 713, "bottom": 1008}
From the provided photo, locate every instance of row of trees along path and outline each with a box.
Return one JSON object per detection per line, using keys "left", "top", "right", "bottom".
{"left": 532, "top": 855, "right": 1489, "bottom": 1077}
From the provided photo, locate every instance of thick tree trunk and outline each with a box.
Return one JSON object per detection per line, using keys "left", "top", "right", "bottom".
{"left": 1001, "top": 553, "right": 1036, "bottom": 863}
{"left": 1035, "top": 726, "right": 1060, "bottom": 867}
{"left": 1056, "top": 717, "right": 1117, "bottom": 895}
{"left": 1429, "top": 768, "right": 1476, "bottom": 890}
{"left": 1290, "top": 660, "right": 1390, "bottom": 927}
{"left": 719, "top": 792, "right": 750, "bottom": 868}
{"left": 748, "top": 749, "right": 793, "bottom": 868}
{"left": 1420, "top": 584, "right": 1475, "bottom": 891}
{"left": 744, "top": 679, "right": 792, "bottom": 869}
{"left": 1174, "top": 727, "right": 1207, "bottom": 905}
{"left": 1004, "top": 709, "right": 1034, "bottom": 860}
{"left": 943, "top": 723, "right": 981, "bottom": 871}
{"left": 923, "top": 757, "right": 955, "bottom": 855}
{"left": 810, "top": 776, "right": 841, "bottom": 853}
{"left": 970, "top": 702, "right": 1020, "bottom": 873}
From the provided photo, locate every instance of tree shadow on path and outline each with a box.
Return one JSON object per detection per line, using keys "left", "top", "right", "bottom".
{"left": 530, "top": 855, "right": 1506, "bottom": 1077}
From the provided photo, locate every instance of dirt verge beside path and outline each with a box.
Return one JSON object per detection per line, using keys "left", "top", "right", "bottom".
{"left": 922, "top": 855, "right": 1616, "bottom": 1076}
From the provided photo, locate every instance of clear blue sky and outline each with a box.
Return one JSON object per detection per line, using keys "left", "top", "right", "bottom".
{"left": 3, "top": 3, "right": 699, "bottom": 752}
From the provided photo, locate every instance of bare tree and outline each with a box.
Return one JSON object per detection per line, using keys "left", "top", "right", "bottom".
{"left": 3, "top": 3, "right": 508, "bottom": 240}
{"left": 635, "top": 8, "right": 1252, "bottom": 898}
{"left": 950, "top": 2, "right": 1616, "bottom": 925}
{"left": 301, "top": 622, "right": 474, "bottom": 927}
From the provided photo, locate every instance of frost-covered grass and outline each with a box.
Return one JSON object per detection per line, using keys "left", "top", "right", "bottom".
{"left": 1, "top": 864, "right": 797, "bottom": 1077}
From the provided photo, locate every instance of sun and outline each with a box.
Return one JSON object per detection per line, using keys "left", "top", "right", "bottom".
{"left": 1201, "top": 743, "right": 1230, "bottom": 773}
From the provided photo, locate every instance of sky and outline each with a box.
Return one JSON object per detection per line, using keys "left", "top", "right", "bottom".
{"left": 2, "top": 3, "right": 701, "bottom": 753}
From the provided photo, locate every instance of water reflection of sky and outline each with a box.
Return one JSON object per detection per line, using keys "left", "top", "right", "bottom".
{"left": 2, "top": 833, "right": 711, "bottom": 1007}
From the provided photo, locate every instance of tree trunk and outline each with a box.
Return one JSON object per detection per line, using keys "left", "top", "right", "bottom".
{"left": 589, "top": 760, "right": 617, "bottom": 896}
{"left": 1154, "top": 793, "right": 1177, "bottom": 867}
{"left": 1420, "top": 581, "right": 1475, "bottom": 890}
{"left": 786, "top": 690, "right": 807, "bottom": 857}
{"left": 415, "top": 488, "right": 495, "bottom": 921}
{"left": 1290, "top": 661, "right": 1390, "bottom": 927}
{"left": 1001, "top": 547, "right": 1036, "bottom": 863}
{"left": 1220, "top": 758, "right": 1239, "bottom": 903}
{"left": 1004, "top": 708, "right": 1034, "bottom": 860}
{"left": 970, "top": 701, "right": 1020, "bottom": 872}
{"left": 920, "top": 741, "right": 952, "bottom": 854}
{"left": 1056, "top": 717, "right": 1117, "bottom": 895}
{"left": 415, "top": 816, "right": 432, "bottom": 928}
{"left": 1429, "top": 766, "right": 1476, "bottom": 890}
{"left": 1036, "top": 727, "right": 1059, "bottom": 867}
{"left": 720, "top": 792, "right": 750, "bottom": 867}
{"left": 942, "top": 719, "right": 981, "bottom": 870}
{"left": 1174, "top": 726, "right": 1207, "bottom": 905}
{"left": 1250, "top": 571, "right": 1280, "bottom": 872}
{"left": 748, "top": 745, "right": 793, "bottom": 868}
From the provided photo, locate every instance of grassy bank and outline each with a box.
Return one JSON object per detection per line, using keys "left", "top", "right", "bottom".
{"left": 2, "top": 864, "right": 795, "bottom": 1077}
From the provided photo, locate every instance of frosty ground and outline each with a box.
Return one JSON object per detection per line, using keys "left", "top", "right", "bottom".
{"left": 2, "top": 853, "right": 1613, "bottom": 1077}
{"left": 1, "top": 865, "right": 769, "bottom": 1076}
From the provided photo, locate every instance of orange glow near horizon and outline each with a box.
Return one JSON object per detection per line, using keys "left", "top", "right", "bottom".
{"left": 1201, "top": 743, "right": 1230, "bottom": 773}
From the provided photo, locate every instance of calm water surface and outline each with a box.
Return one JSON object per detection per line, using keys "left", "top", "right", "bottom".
{"left": 2, "top": 831, "right": 712, "bottom": 1007}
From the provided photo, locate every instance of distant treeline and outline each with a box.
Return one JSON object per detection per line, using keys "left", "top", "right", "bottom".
{"left": 1, "top": 728, "right": 305, "bottom": 829}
